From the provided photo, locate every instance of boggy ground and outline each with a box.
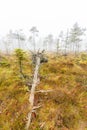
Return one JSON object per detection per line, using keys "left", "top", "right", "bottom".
{"left": 0, "top": 52, "right": 87, "bottom": 130}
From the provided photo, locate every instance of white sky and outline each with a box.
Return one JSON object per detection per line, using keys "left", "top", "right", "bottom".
{"left": 0, "top": 0, "right": 87, "bottom": 37}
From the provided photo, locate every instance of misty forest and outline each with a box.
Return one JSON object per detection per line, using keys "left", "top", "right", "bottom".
{"left": 0, "top": 23, "right": 87, "bottom": 130}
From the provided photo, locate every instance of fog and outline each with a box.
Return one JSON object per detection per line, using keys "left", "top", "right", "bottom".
{"left": 0, "top": 0, "right": 87, "bottom": 52}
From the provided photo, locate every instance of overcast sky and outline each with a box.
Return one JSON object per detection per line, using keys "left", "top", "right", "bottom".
{"left": 0, "top": 0, "right": 87, "bottom": 37}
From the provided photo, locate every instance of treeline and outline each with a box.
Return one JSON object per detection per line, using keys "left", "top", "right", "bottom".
{"left": 0, "top": 22, "right": 86, "bottom": 54}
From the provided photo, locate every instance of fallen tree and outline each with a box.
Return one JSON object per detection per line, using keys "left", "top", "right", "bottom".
{"left": 26, "top": 50, "right": 48, "bottom": 130}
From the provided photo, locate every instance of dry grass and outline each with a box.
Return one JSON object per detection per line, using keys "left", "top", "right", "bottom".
{"left": 0, "top": 52, "right": 87, "bottom": 130}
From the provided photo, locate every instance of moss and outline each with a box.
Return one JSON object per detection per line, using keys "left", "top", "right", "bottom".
{"left": 0, "top": 53, "right": 87, "bottom": 129}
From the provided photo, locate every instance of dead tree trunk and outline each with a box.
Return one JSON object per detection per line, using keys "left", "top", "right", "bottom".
{"left": 26, "top": 54, "right": 40, "bottom": 130}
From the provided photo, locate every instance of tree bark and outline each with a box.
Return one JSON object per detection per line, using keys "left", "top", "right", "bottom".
{"left": 26, "top": 55, "right": 40, "bottom": 130}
